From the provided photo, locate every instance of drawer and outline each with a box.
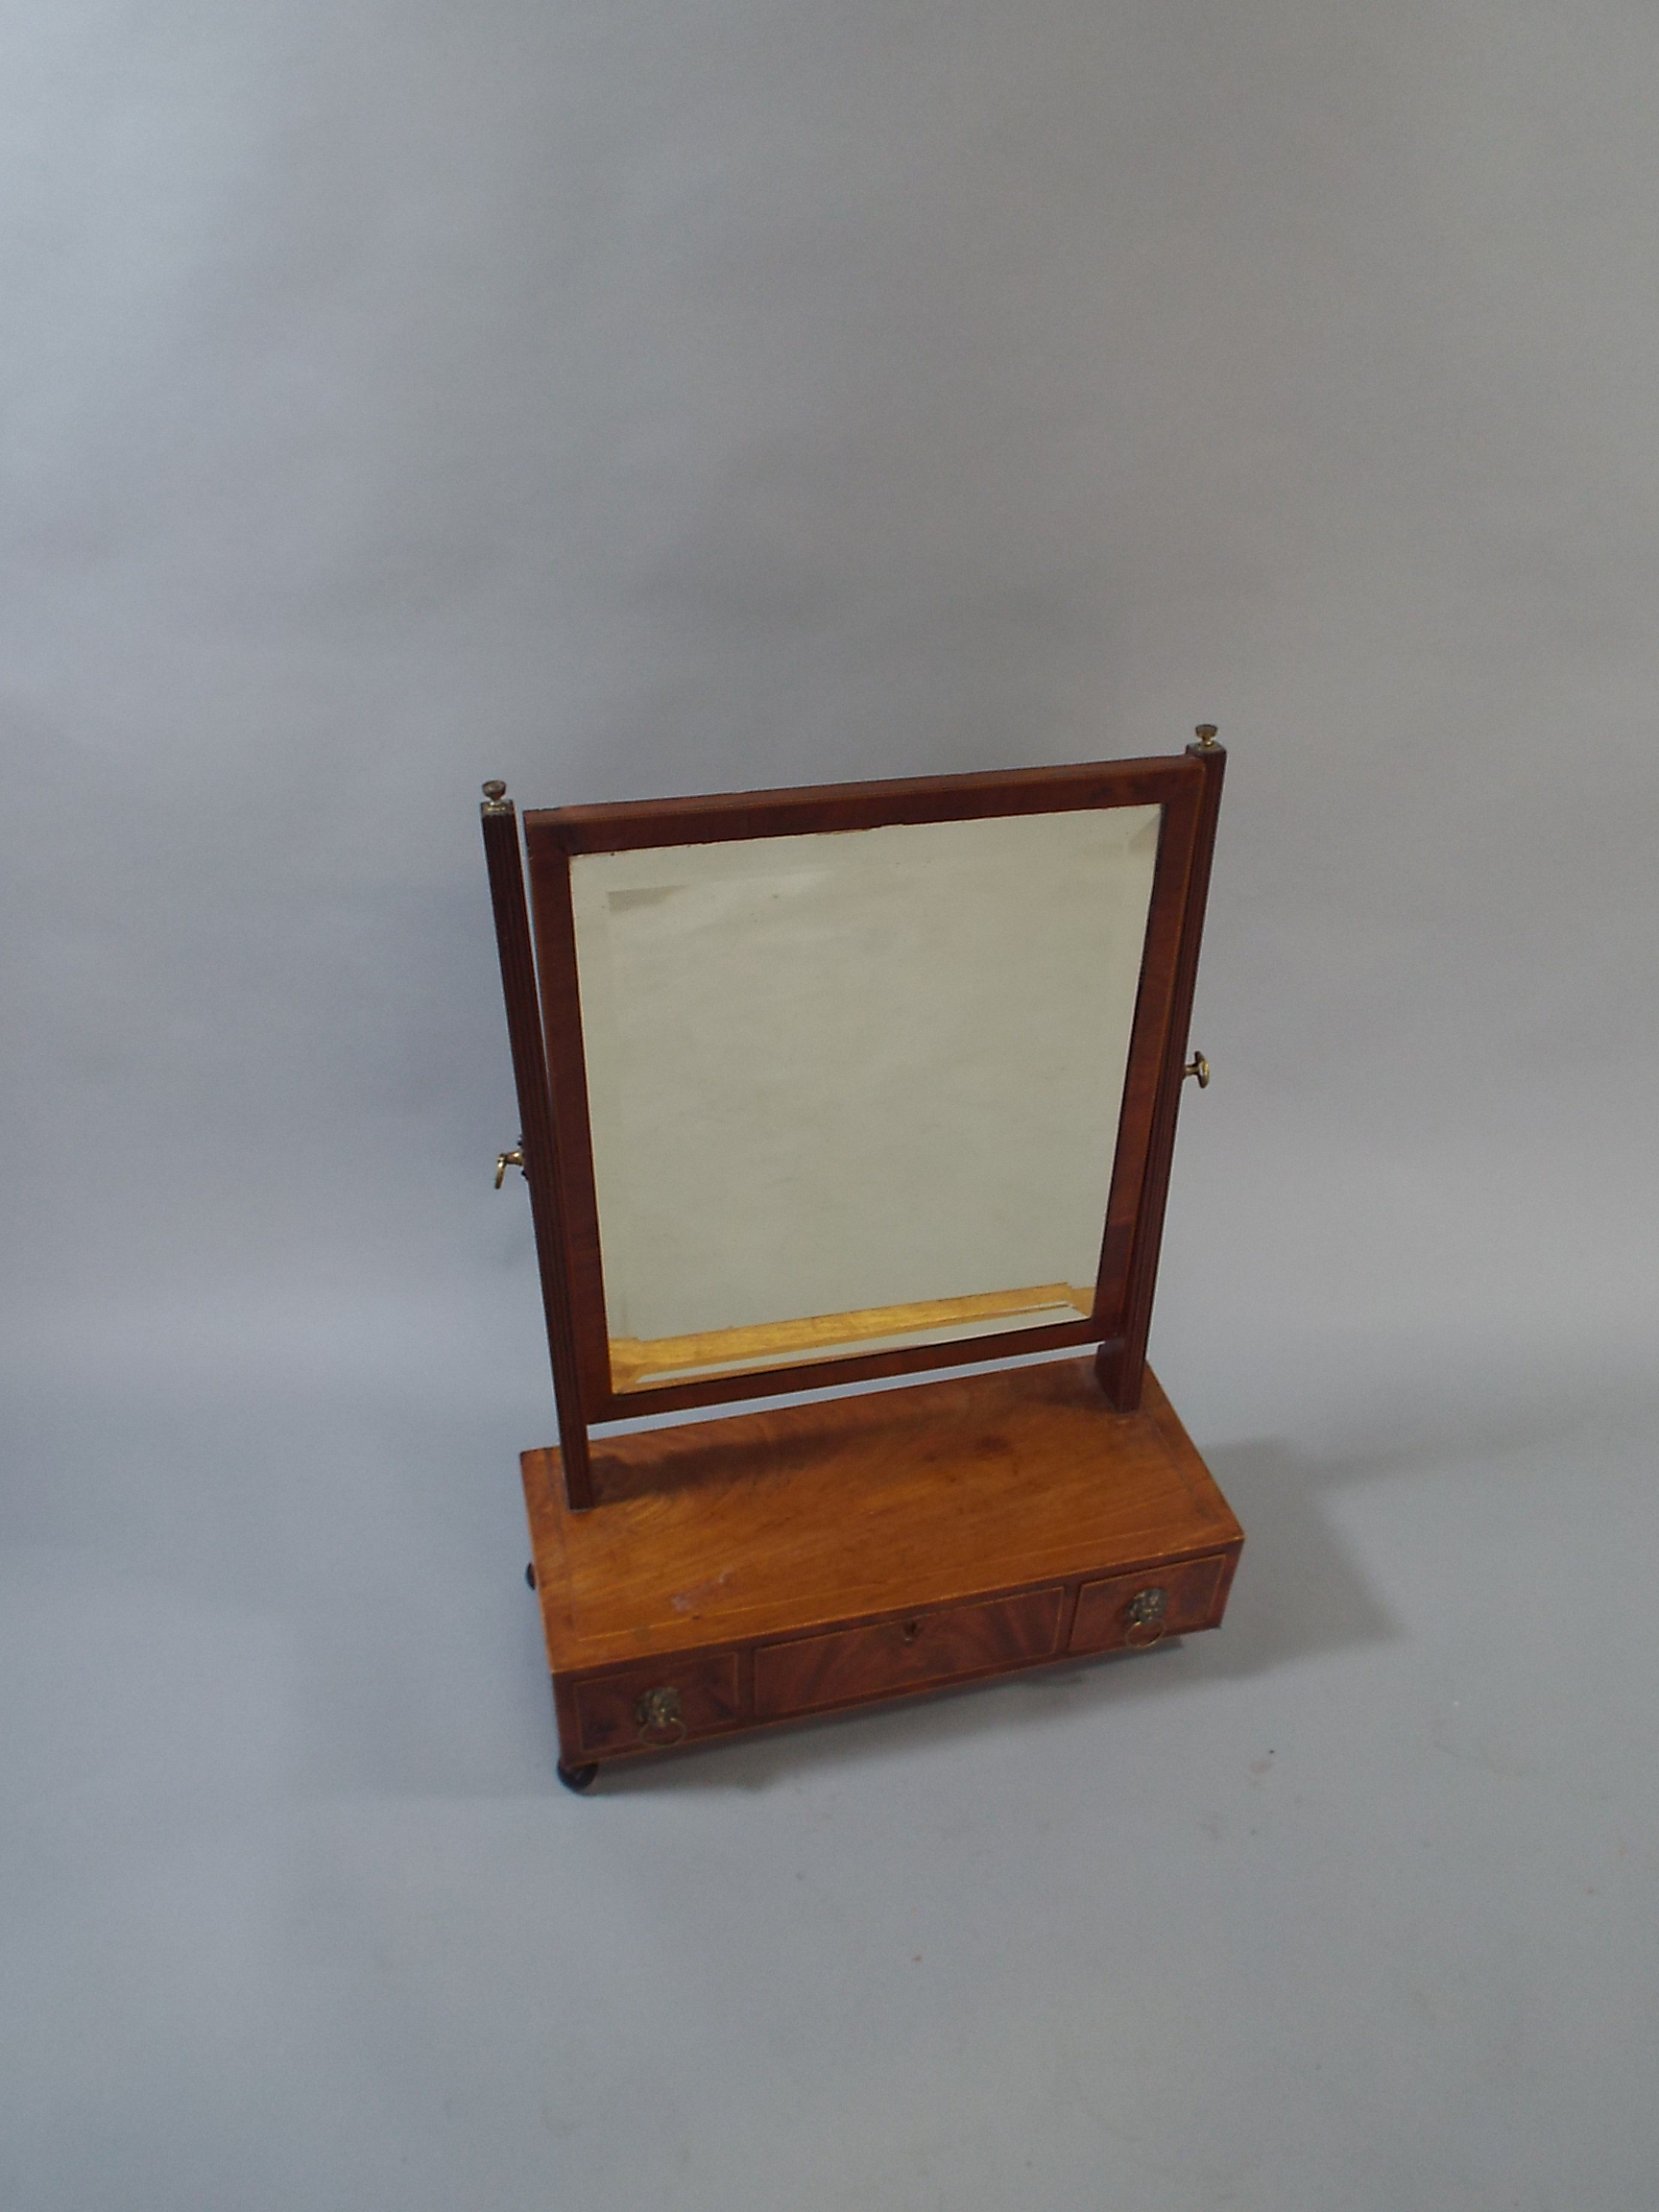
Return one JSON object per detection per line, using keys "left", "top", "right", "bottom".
{"left": 754, "top": 1587, "right": 1065, "bottom": 1720}
{"left": 1069, "top": 1552, "right": 1231, "bottom": 1655}
{"left": 572, "top": 1650, "right": 741, "bottom": 1755}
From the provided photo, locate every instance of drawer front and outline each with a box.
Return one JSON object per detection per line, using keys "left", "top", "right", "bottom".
{"left": 573, "top": 1651, "right": 741, "bottom": 1755}
{"left": 1069, "top": 1553, "right": 1230, "bottom": 1655}
{"left": 755, "top": 1587, "right": 1065, "bottom": 1720}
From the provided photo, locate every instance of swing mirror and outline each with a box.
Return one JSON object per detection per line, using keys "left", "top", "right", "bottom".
{"left": 516, "top": 752, "right": 1217, "bottom": 1430}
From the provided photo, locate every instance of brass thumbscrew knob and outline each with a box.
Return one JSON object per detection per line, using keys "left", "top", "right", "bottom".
{"left": 1183, "top": 1051, "right": 1211, "bottom": 1088}
{"left": 494, "top": 1143, "right": 524, "bottom": 1189}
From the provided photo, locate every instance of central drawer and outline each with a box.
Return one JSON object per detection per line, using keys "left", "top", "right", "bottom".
{"left": 754, "top": 1586, "right": 1065, "bottom": 1719}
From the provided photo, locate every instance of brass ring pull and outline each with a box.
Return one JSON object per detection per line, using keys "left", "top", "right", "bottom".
{"left": 494, "top": 1142, "right": 524, "bottom": 1190}
{"left": 635, "top": 1685, "right": 686, "bottom": 1746}
{"left": 1183, "top": 1052, "right": 1211, "bottom": 1089}
{"left": 1123, "top": 1587, "right": 1168, "bottom": 1649}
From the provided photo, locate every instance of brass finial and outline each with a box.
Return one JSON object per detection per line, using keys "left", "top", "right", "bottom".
{"left": 1193, "top": 725, "right": 1219, "bottom": 750}
{"left": 481, "top": 779, "right": 510, "bottom": 814}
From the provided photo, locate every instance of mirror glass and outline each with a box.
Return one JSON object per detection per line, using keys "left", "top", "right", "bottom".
{"left": 569, "top": 803, "right": 1162, "bottom": 1394}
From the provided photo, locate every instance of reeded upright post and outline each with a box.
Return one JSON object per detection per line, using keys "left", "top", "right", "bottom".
{"left": 480, "top": 781, "right": 594, "bottom": 1509}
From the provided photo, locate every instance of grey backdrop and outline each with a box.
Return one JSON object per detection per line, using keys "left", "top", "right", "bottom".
{"left": 4, "top": 4, "right": 1657, "bottom": 2207}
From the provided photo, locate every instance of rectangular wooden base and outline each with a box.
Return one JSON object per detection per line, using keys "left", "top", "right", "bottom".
{"left": 520, "top": 1356, "right": 1241, "bottom": 1772}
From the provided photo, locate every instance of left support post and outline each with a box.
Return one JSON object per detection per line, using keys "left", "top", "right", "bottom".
{"left": 480, "top": 782, "right": 594, "bottom": 1510}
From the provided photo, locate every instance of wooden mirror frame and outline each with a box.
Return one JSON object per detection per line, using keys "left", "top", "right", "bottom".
{"left": 483, "top": 735, "right": 1224, "bottom": 1509}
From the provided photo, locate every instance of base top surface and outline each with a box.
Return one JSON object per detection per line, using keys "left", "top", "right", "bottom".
{"left": 522, "top": 1358, "right": 1239, "bottom": 1671}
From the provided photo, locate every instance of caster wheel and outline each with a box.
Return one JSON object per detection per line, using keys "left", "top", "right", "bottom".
{"left": 557, "top": 1760, "right": 599, "bottom": 1794}
{"left": 525, "top": 1560, "right": 538, "bottom": 1590}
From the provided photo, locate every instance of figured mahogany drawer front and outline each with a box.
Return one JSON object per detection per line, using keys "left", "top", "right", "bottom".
{"left": 1069, "top": 1553, "right": 1230, "bottom": 1656}
{"left": 754, "top": 1587, "right": 1065, "bottom": 1720}
{"left": 573, "top": 1651, "right": 741, "bottom": 1755}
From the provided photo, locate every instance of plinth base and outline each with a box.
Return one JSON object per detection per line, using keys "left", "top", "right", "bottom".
{"left": 520, "top": 1356, "right": 1241, "bottom": 1775}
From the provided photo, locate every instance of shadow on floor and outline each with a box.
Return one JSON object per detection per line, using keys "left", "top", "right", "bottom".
{"left": 1179, "top": 1434, "right": 1398, "bottom": 1679}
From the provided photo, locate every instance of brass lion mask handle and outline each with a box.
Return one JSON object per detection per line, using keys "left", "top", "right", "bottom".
{"left": 1123, "top": 1587, "right": 1169, "bottom": 1648}
{"left": 635, "top": 1686, "right": 686, "bottom": 1745}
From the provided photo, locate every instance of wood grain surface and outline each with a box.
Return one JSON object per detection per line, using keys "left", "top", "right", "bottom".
{"left": 481, "top": 798, "right": 593, "bottom": 1507}
{"left": 1069, "top": 1553, "right": 1235, "bottom": 1654}
{"left": 521, "top": 1357, "right": 1241, "bottom": 1675}
{"left": 1098, "top": 734, "right": 1226, "bottom": 1411}
{"left": 753, "top": 1586, "right": 1067, "bottom": 1719}
{"left": 573, "top": 1652, "right": 742, "bottom": 1755}
{"left": 524, "top": 755, "right": 1200, "bottom": 855}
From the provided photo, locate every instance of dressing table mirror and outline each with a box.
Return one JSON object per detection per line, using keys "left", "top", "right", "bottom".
{"left": 483, "top": 733, "right": 1241, "bottom": 1789}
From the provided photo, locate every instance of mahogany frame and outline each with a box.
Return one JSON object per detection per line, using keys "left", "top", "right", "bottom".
{"left": 484, "top": 740, "right": 1224, "bottom": 1509}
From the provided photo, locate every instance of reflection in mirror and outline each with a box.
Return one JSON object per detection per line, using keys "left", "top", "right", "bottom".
{"left": 569, "top": 804, "right": 1161, "bottom": 1394}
